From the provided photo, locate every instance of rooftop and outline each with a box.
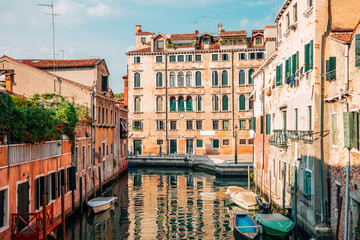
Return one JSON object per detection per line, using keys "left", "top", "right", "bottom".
{"left": 17, "top": 58, "right": 102, "bottom": 69}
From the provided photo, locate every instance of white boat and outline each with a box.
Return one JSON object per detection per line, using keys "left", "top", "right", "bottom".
{"left": 225, "top": 186, "right": 258, "bottom": 211}
{"left": 87, "top": 196, "right": 118, "bottom": 214}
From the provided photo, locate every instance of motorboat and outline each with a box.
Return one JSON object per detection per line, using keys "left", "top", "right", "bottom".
{"left": 87, "top": 196, "right": 118, "bottom": 214}
{"left": 254, "top": 213, "right": 294, "bottom": 239}
{"left": 225, "top": 186, "right": 258, "bottom": 211}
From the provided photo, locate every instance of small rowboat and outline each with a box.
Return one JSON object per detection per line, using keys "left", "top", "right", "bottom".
{"left": 87, "top": 196, "right": 118, "bottom": 214}
{"left": 234, "top": 210, "right": 259, "bottom": 240}
{"left": 225, "top": 186, "right": 259, "bottom": 211}
{"left": 254, "top": 213, "right": 294, "bottom": 239}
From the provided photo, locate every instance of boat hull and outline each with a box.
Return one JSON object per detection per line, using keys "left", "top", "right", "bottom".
{"left": 226, "top": 186, "right": 258, "bottom": 211}
{"left": 254, "top": 214, "right": 294, "bottom": 240}
{"left": 234, "top": 211, "right": 259, "bottom": 240}
{"left": 87, "top": 197, "right": 118, "bottom": 214}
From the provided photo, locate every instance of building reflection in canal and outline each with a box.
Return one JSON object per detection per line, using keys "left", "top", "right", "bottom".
{"left": 66, "top": 167, "right": 251, "bottom": 240}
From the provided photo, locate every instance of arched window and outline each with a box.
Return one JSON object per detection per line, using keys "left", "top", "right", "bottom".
{"left": 156, "top": 96, "right": 163, "bottom": 112}
{"left": 178, "top": 72, "right": 184, "bottom": 87}
{"left": 156, "top": 72, "right": 163, "bottom": 87}
{"left": 195, "top": 71, "right": 202, "bottom": 86}
{"left": 186, "top": 72, "right": 192, "bottom": 86}
{"left": 178, "top": 96, "right": 185, "bottom": 111}
{"left": 170, "top": 72, "right": 175, "bottom": 87}
{"left": 212, "top": 95, "right": 219, "bottom": 111}
{"left": 196, "top": 96, "right": 202, "bottom": 111}
{"left": 212, "top": 71, "right": 218, "bottom": 86}
{"left": 248, "top": 69, "right": 254, "bottom": 84}
{"left": 222, "top": 95, "right": 229, "bottom": 111}
{"left": 239, "top": 95, "right": 246, "bottom": 110}
{"left": 186, "top": 96, "right": 193, "bottom": 111}
{"left": 170, "top": 96, "right": 176, "bottom": 111}
{"left": 222, "top": 70, "right": 228, "bottom": 86}
{"left": 134, "top": 97, "right": 141, "bottom": 112}
{"left": 134, "top": 73, "right": 141, "bottom": 88}
{"left": 249, "top": 96, "right": 254, "bottom": 110}
{"left": 239, "top": 70, "right": 245, "bottom": 86}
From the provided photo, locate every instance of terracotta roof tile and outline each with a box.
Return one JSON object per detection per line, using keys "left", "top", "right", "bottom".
{"left": 265, "top": 25, "right": 277, "bottom": 28}
{"left": 127, "top": 47, "right": 151, "bottom": 53}
{"left": 330, "top": 32, "right": 353, "bottom": 42}
{"left": 219, "top": 30, "right": 246, "bottom": 36}
{"left": 18, "top": 58, "right": 101, "bottom": 69}
{"left": 0, "top": 89, "right": 25, "bottom": 98}
{"left": 136, "top": 31, "right": 155, "bottom": 35}
{"left": 171, "top": 33, "right": 197, "bottom": 41}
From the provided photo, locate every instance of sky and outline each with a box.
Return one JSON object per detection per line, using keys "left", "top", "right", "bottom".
{"left": 0, "top": 0, "right": 283, "bottom": 94}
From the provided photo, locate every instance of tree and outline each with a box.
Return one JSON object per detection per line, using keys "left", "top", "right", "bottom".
{"left": 114, "top": 93, "right": 124, "bottom": 99}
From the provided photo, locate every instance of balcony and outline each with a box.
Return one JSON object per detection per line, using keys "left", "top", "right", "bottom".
{"left": 269, "top": 130, "right": 314, "bottom": 148}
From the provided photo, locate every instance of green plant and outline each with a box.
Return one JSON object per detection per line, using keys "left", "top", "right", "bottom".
{"left": 250, "top": 172, "right": 254, "bottom": 178}
{"left": 355, "top": 221, "right": 360, "bottom": 240}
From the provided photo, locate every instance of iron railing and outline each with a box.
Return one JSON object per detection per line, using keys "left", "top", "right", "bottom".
{"left": 270, "top": 130, "right": 314, "bottom": 147}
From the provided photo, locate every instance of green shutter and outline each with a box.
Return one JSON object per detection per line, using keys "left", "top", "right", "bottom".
{"left": 197, "top": 139, "right": 203, "bottom": 148}
{"left": 326, "top": 60, "right": 330, "bottom": 81}
{"left": 249, "top": 69, "right": 254, "bottom": 84}
{"left": 304, "top": 171, "right": 312, "bottom": 200}
{"left": 260, "top": 116, "right": 264, "bottom": 134}
{"left": 344, "top": 112, "right": 351, "bottom": 148}
{"left": 292, "top": 54, "right": 297, "bottom": 74}
{"left": 252, "top": 117, "right": 256, "bottom": 133}
{"left": 332, "top": 114, "right": 338, "bottom": 145}
{"left": 266, "top": 114, "right": 271, "bottom": 135}
{"left": 212, "top": 71, "right": 218, "bottom": 86}
{"left": 178, "top": 99, "right": 185, "bottom": 111}
{"left": 186, "top": 99, "right": 193, "bottom": 111}
{"left": 296, "top": 51, "right": 299, "bottom": 72}
{"left": 280, "top": 64, "right": 283, "bottom": 84}
{"left": 305, "top": 43, "right": 310, "bottom": 72}
{"left": 309, "top": 40, "right": 314, "bottom": 69}
{"left": 356, "top": 34, "right": 360, "bottom": 67}
{"left": 170, "top": 100, "right": 176, "bottom": 111}
{"left": 222, "top": 96, "right": 229, "bottom": 111}
{"left": 330, "top": 57, "right": 336, "bottom": 80}
{"left": 239, "top": 95, "right": 246, "bottom": 110}
{"left": 276, "top": 65, "right": 280, "bottom": 86}
{"left": 239, "top": 70, "right": 245, "bottom": 85}
{"left": 196, "top": 72, "right": 202, "bottom": 86}
{"left": 132, "top": 121, "right": 135, "bottom": 130}
{"left": 351, "top": 112, "right": 359, "bottom": 149}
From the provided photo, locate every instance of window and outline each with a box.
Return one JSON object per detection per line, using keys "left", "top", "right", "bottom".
{"left": 304, "top": 40, "right": 314, "bottom": 72}
{"left": 106, "top": 109, "right": 108, "bottom": 125}
{"left": 178, "top": 96, "right": 185, "bottom": 111}
{"left": 248, "top": 139, "right": 254, "bottom": 145}
{"left": 101, "top": 76, "right": 108, "bottom": 92}
{"left": 156, "top": 56, "right": 163, "bottom": 63}
{"left": 221, "top": 54, "right": 229, "bottom": 61}
{"left": 248, "top": 69, "right": 254, "bottom": 84}
{"left": 250, "top": 117, "right": 256, "bottom": 132}
{"left": 196, "top": 96, "right": 202, "bottom": 111}
{"left": 178, "top": 72, "right": 185, "bottom": 87}
{"left": 141, "top": 37, "right": 146, "bottom": 43}
{"left": 178, "top": 55, "right": 184, "bottom": 62}
{"left": 276, "top": 64, "right": 283, "bottom": 86}
{"left": 239, "top": 120, "right": 246, "bottom": 129}
{"left": 239, "top": 53, "right": 246, "bottom": 60}
{"left": 332, "top": 114, "right": 337, "bottom": 145}
{"left": 195, "top": 55, "right": 202, "bottom": 62}
{"left": 286, "top": 13, "right": 290, "bottom": 30}
{"left": 212, "top": 95, "right": 219, "bottom": 111}
{"left": 156, "top": 72, "right": 163, "bottom": 87}
{"left": 170, "top": 121, "right": 177, "bottom": 130}
{"left": 156, "top": 121, "right": 164, "bottom": 130}
{"left": 98, "top": 106, "right": 101, "bottom": 124}
{"left": 186, "top": 121, "right": 193, "bottom": 130}
{"left": 249, "top": 97, "right": 254, "bottom": 110}
{"left": 239, "top": 70, "right": 245, "bottom": 85}
{"left": 58, "top": 169, "right": 65, "bottom": 197}
{"left": 295, "top": 109, "right": 298, "bottom": 131}
{"left": 169, "top": 55, "right": 176, "bottom": 62}
{"left": 256, "top": 52, "right": 264, "bottom": 59}
{"left": 212, "top": 139, "right": 220, "bottom": 149}
{"left": 260, "top": 116, "right": 264, "bottom": 134}
{"left": 304, "top": 171, "right": 312, "bottom": 200}
{"left": 196, "top": 120, "right": 202, "bottom": 130}
{"left": 212, "top": 54, "right": 218, "bottom": 61}
{"left": 213, "top": 120, "right": 219, "bottom": 130}
{"left": 326, "top": 57, "right": 336, "bottom": 81}
{"left": 239, "top": 139, "right": 247, "bottom": 145}
{"left": 255, "top": 37, "right": 263, "bottom": 45}
{"left": 186, "top": 72, "right": 192, "bottom": 86}
{"left": 75, "top": 147, "right": 79, "bottom": 172}
{"left": 292, "top": 52, "right": 299, "bottom": 75}
{"left": 283, "top": 110, "right": 287, "bottom": 130}
{"left": 222, "top": 95, "right": 229, "bottom": 111}
{"left": 134, "top": 56, "right": 141, "bottom": 64}
{"left": 356, "top": 34, "right": 360, "bottom": 67}
{"left": 222, "top": 70, "right": 228, "bottom": 86}
{"left": 248, "top": 52, "right": 256, "bottom": 60}
{"left": 156, "top": 96, "right": 163, "bottom": 112}
{"left": 186, "top": 96, "right": 193, "bottom": 111}
{"left": 134, "top": 72, "right": 141, "bottom": 88}
{"left": 196, "top": 139, "right": 203, "bottom": 148}
{"left": 134, "top": 97, "right": 141, "bottom": 112}
{"left": 195, "top": 71, "right": 202, "bottom": 86}
{"left": 308, "top": 0, "right": 313, "bottom": 8}
{"left": 157, "top": 139, "right": 164, "bottom": 145}
{"left": 344, "top": 112, "right": 359, "bottom": 149}
{"left": 35, "top": 176, "right": 45, "bottom": 210}
{"left": 186, "top": 55, "right": 192, "bottom": 62}
{"left": 212, "top": 71, "right": 219, "bottom": 86}
{"left": 278, "top": 23, "right": 282, "bottom": 39}
{"left": 170, "top": 96, "right": 176, "bottom": 111}
{"left": 293, "top": 4, "right": 298, "bottom": 22}
{"left": 133, "top": 121, "right": 143, "bottom": 130}
{"left": 266, "top": 114, "right": 271, "bottom": 135}
{"left": 170, "top": 72, "right": 176, "bottom": 87}
{"left": 67, "top": 167, "right": 76, "bottom": 192}
{"left": 223, "top": 139, "right": 229, "bottom": 145}
{"left": 0, "top": 189, "right": 8, "bottom": 228}
{"left": 239, "top": 95, "right": 246, "bottom": 111}
{"left": 88, "top": 145, "right": 91, "bottom": 166}
{"left": 82, "top": 146, "right": 85, "bottom": 170}
{"left": 102, "top": 107, "right": 104, "bottom": 124}
{"left": 156, "top": 40, "right": 164, "bottom": 50}
{"left": 308, "top": 106, "right": 312, "bottom": 131}
{"left": 222, "top": 120, "right": 229, "bottom": 130}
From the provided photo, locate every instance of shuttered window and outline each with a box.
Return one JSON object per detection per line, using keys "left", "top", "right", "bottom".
{"left": 222, "top": 70, "right": 228, "bottom": 86}
{"left": 58, "top": 169, "right": 65, "bottom": 197}
{"left": 156, "top": 56, "right": 162, "bottom": 63}
{"left": 156, "top": 72, "right": 163, "bottom": 87}
{"left": 305, "top": 43, "right": 310, "bottom": 72}
{"left": 169, "top": 55, "right": 176, "bottom": 62}
{"left": 266, "top": 114, "right": 271, "bottom": 135}
{"left": 356, "top": 34, "right": 360, "bottom": 67}
{"left": 239, "top": 70, "right": 245, "bottom": 85}
{"left": 276, "top": 64, "right": 283, "bottom": 86}
{"left": 326, "top": 57, "right": 336, "bottom": 81}
{"left": 260, "top": 116, "right": 264, "bottom": 134}
{"left": 67, "top": 167, "right": 76, "bottom": 192}
{"left": 343, "top": 112, "right": 359, "bottom": 149}
{"left": 101, "top": 76, "right": 108, "bottom": 92}
{"left": 212, "top": 71, "right": 219, "bottom": 86}
{"left": 222, "top": 95, "right": 229, "bottom": 111}
{"left": 304, "top": 171, "right": 312, "bottom": 200}
{"left": 250, "top": 117, "right": 256, "bottom": 133}
{"left": 134, "top": 73, "right": 141, "bottom": 88}
{"left": 212, "top": 139, "right": 220, "bottom": 149}
{"left": 186, "top": 97, "right": 193, "bottom": 111}
{"left": 195, "top": 55, "right": 202, "bottom": 62}
{"left": 196, "top": 139, "right": 203, "bottom": 148}
{"left": 170, "top": 98, "right": 176, "bottom": 111}
{"left": 309, "top": 40, "right": 313, "bottom": 69}
{"left": 178, "top": 97, "right": 185, "bottom": 111}
{"left": 239, "top": 95, "right": 246, "bottom": 111}
{"left": 0, "top": 190, "right": 5, "bottom": 228}
{"left": 35, "top": 176, "right": 45, "bottom": 210}
{"left": 195, "top": 72, "right": 202, "bottom": 86}
{"left": 248, "top": 69, "right": 254, "bottom": 84}
{"left": 292, "top": 54, "right": 297, "bottom": 74}
{"left": 332, "top": 114, "right": 338, "bottom": 145}
{"left": 212, "top": 54, "right": 218, "bottom": 61}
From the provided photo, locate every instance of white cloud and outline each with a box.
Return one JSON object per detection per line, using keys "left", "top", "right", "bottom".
{"left": 243, "top": 0, "right": 275, "bottom": 6}
{"left": 239, "top": 19, "right": 250, "bottom": 29}
{"left": 0, "top": 46, "right": 23, "bottom": 57}
{"left": 252, "top": 14, "right": 273, "bottom": 28}
{"left": 126, "top": 45, "right": 135, "bottom": 52}
{"left": 87, "top": 3, "right": 111, "bottom": 17}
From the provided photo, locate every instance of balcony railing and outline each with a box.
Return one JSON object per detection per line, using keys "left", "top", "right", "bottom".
{"left": 269, "top": 130, "right": 314, "bottom": 147}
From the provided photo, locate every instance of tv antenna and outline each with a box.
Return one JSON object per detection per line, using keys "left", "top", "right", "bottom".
{"left": 59, "top": 50, "right": 64, "bottom": 59}
{"left": 201, "top": 16, "right": 207, "bottom": 32}
{"left": 38, "top": 1, "right": 60, "bottom": 77}
{"left": 191, "top": 21, "right": 198, "bottom": 30}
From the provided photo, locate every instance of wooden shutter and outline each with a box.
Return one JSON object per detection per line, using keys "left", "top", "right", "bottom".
{"left": 51, "top": 172, "right": 57, "bottom": 200}
{"left": 309, "top": 40, "right": 314, "bottom": 69}
{"left": 344, "top": 112, "right": 351, "bottom": 148}
{"left": 45, "top": 175, "right": 50, "bottom": 204}
{"left": 305, "top": 43, "right": 309, "bottom": 72}
{"left": 296, "top": 51, "right": 299, "bottom": 72}
{"left": 69, "top": 167, "right": 76, "bottom": 191}
{"left": 351, "top": 112, "right": 359, "bottom": 149}
{"left": 266, "top": 114, "right": 271, "bottom": 135}
{"left": 222, "top": 96, "right": 228, "bottom": 111}
{"left": 326, "top": 60, "right": 330, "bottom": 81}
{"left": 292, "top": 54, "right": 296, "bottom": 74}
{"left": 356, "top": 34, "right": 360, "bottom": 67}
{"left": 304, "top": 171, "right": 312, "bottom": 200}
{"left": 253, "top": 117, "right": 256, "bottom": 133}
{"left": 35, "top": 178, "right": 40, "bottom": 210}
{"left": 260, "top": 116, "right": 264, "bottom": 134}
{"left": 0, "top": 190, "right": 4, "bottom": 227}
{"left": 330, "top": 57, "right": 336, "bottom": 80}
{"left": 276, "top": 66, "right": 280, "bottom": 86}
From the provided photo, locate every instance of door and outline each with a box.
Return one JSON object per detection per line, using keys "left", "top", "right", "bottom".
{"left": 134, "top": 140, "right": 142, "bottom": 155}
{"left": 17, "top": 181, "right": 30, "bottom": 231}
{"left": 186, "top": 139, "right": 193, "bottom": 154}
{"left": 170, "top": 139, "right": 177, "bottom": 154}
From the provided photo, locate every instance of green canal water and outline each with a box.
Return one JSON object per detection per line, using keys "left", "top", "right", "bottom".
{"left": 65, "top": 167, "right": 306, "bottom": 240}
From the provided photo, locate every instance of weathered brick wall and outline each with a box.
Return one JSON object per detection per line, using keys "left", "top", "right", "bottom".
{"left": 0, "top": 146, "right": 7, "bottom": 167}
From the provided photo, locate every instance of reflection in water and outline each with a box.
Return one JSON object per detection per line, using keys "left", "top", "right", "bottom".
{"left": 68, "top": 167, "right": 296, "bottom": 240}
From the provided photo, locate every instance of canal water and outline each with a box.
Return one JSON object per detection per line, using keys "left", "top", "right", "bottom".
{"left": 66, "top": 167, "right": 305, "bottom": 240}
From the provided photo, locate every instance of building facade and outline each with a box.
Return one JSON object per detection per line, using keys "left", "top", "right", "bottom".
{"left": 126, "top": 24, "right": 275, "bottom": 156}
{"left": 252, "top": 0, "right": 360, "bottom": 238}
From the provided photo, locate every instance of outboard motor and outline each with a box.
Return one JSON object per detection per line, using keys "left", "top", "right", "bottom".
{"left": 255, "top": 196, "right": 270, "bottom": 214}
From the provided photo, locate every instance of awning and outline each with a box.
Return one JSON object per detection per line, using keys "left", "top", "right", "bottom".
{"left": 173, "top": 42, "right": 193, "bottom": 45}
{"left": 121, "top": 121, "right": 128, "bottom": 132}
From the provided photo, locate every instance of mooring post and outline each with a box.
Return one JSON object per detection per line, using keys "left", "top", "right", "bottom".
{"left": 283, "top": 162, "right": 286, "bottom": 215}
{"left": 61, "top": 186, "right": 65, "bottom": 240}
{"left": 43, "top": 195, "right": 47, "bottom": 240}
{"left": 248, "top": 166, "right": 250, "bottom": 191}
{"left": 269, "top": 170, "right": 272, "bottom": 209}
{"left": 80, "top": 176, "right": 83, "bottom": 214}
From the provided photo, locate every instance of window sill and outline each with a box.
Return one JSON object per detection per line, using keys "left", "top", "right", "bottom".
{"left": 155, "top": 87, "right": 165, "bottom": 89}
{"left": 156, "top": 129, "right": 165, "bottom": 131}
{"left": 133, "top": 63, "right": 141, "bottom": 64}
{"left": 284, "top": 29, "right": 292, "bottom": 38}
{"left": 134, "top": 87, "right": 143, "bottom": 90}
{"left": 134, "top": 112, "right": 143, "bottom": 114}
{"left": 303, "top": 6, "right": 314, "bottom": 17}
{"left": 185, "top": 129, "right": 194, "bottom": 131}
{"left": 155, "top": 62, "right": 163, "bottom": 64}
{"left": 238, "top": 110, "right": 248, "bottom": 112}
{"left": 156, "top": 111, "right": 165, "bottom": 114}
{"left": 169, "top": 129, "right": 178, "bottom": 131}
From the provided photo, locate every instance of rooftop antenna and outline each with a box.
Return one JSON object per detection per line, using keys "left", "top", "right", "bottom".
{"left": 38, "top": 1, "right": 60, "bottom": 77}
{"left": 201, "top": 16, "right": 207, "bottom": 32}
{"left": 191, "top": 21, "right": 198, "bottom": 30}
{"left": 59, "top": 50, "right": 64, "bottom": 59}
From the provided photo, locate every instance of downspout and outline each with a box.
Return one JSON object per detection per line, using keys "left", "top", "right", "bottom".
{"left": 231, "top": 51, "right": 235, "bottom": 140}
{"left": 320, "top": 0, "right": 331, "bottom": 223}
{"left": 93, "top": 76, "right": 97, "bottom": 197}
{"left": 261, "top": 71, "right": 265, "bottom": 196}
{"left": 90, "top": 92, "right": 94, "bottom": 196}
{"left": 165, "top": 52, "right": 169, "bottom": 154}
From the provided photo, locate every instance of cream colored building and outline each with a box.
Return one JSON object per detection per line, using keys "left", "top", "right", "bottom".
{"left": 252, "top": 0, "right": 360, "bottom": 238}
{"left": 126, "top": 24, "right": 276, "bottom": 156}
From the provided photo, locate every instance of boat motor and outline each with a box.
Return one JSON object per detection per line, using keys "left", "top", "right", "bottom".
{"left": 255, "top": 196, "right": 270, "bottom": 214}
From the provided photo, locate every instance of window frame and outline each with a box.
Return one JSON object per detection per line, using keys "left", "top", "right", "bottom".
{"left": 212, "top": 139, "right": 220, "bottom": 149}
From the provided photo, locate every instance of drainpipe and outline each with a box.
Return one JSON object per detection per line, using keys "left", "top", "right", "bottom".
{"left": 319, "top": 0, "right": 331, "bottom": 223}
{"left": 262, "top": 71, "right": 265, "bottom": 196}
{"left": 231, "top": 50, "right": 235, "bottom": 160}
{"left": 165, "top": 52, "right": 169, "bottom": 154}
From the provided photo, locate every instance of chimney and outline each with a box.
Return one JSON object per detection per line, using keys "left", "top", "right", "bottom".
{"left": 218, "top": 23, "right": 223, "bottom": 35}
{"left": 4, "top": 71, "right": 14, "bottom": 93}
{"left": 136, "top": 25, "right": 141, "bottom": 33}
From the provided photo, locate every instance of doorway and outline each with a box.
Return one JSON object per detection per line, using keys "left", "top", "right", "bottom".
{"left": 17, "top": 181, "right": 30, "bottom": 231}
{"left": 186, "top": 139, "right": 193, "bottom": 154}
{"left": 134, "top": 140, "right": 142, "bottom": 155}
{"left": 170, "top": 139, "right": 177, "bottom": 154}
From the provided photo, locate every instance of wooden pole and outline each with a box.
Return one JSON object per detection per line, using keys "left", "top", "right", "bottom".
{"left": 248, "top": 166, "right": 250, "bottom": 191}
{"left": 61, "top": 186, "right": 65, "bottom": 240}
{"left": 80, "top": 177, "right": 83, "bottom": 214}
{"left": 283, "top": 162, "right": 286, "bottom": 215}
{"left": 335, "top": 196, "right": 343, "bottom": 240}
{"left": 42, "top": 195, "right": 47, "bottom": 240}
{"left": 294, "top": 165, "right": 298, "bottom": 239}
{"left": 269, "top": 170, "right": 272, "bottom": 209}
